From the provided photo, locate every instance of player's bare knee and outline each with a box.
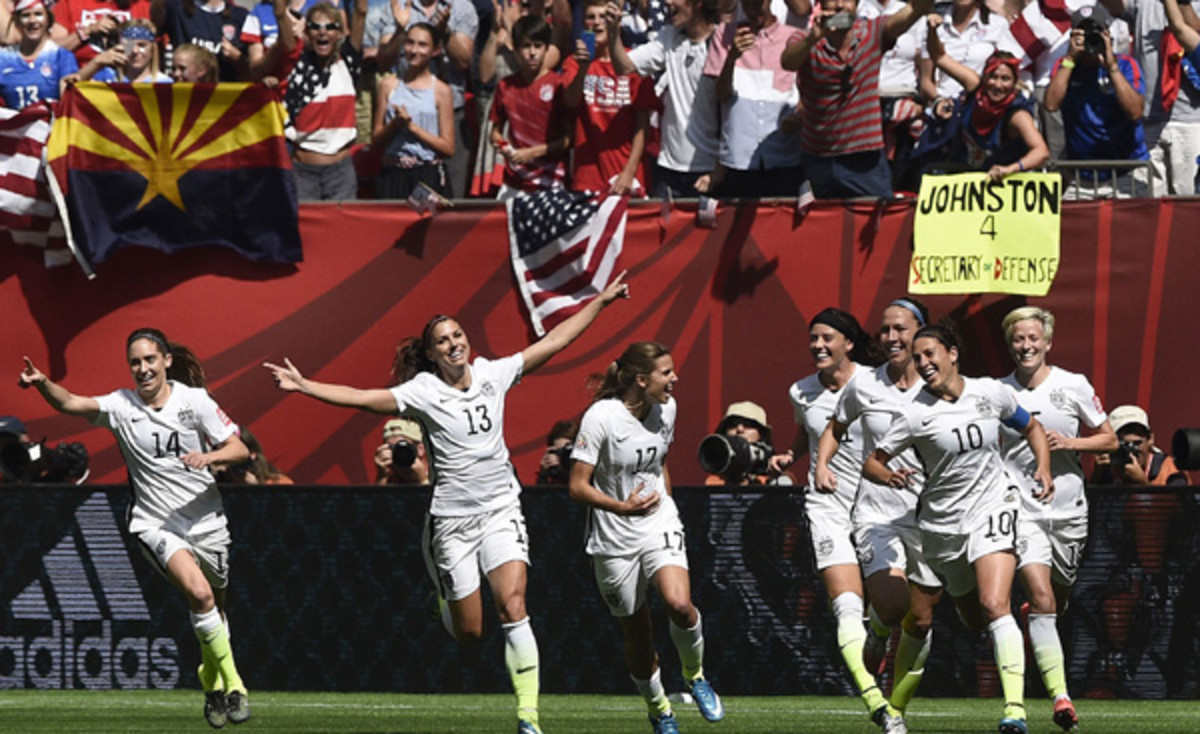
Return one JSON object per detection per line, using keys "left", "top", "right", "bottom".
{"left": 496, "top": 597, "right": 527, "bottom": 625}
{"left": 1028, "top": 588, "right": 1057, "bottom": 615}
{"left": 185, "top": 583, "right": 215, "bottom": 613}
{"left": 664, "top": 597, "right": 695, "bottom": 626}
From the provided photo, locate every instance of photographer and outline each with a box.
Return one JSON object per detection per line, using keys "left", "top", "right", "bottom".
{"left": 1044, "top": 5, "right": 1149, "bottom": 199}
{"left": 535, "top": 419, "right": 577, "bottom": 485}
{"left": 1091, "top": 405, "right": 1190, "bottom": 485}
{"left": 701, "top": 401, "right": 792, "bottom": 486}
{"left": 373, "top": 417, "right": 430, "bottom": 485}
{"left": 0, "top": 414, "right": 90, "bottom": 484}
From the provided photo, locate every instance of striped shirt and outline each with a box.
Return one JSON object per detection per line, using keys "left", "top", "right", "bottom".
{"left": 998, "top": 0, "right": 1089, "bottom": 88}
{"left": 797, "top": 16, "right": 886, "bottom": 156}
{"left": 490, "top": 70, "right": 568, "bottom": 191}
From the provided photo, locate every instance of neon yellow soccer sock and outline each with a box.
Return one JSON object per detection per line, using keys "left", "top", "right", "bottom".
{"left": 1028, "top": 613, "right": 1068, "bottom": 699}
{"left": 198, "top": 645, "right": 220, "bottom": 692}
{"left": 192, "top": 607, "right": 244, "bottom": 693}
{"left": 890, "top": 628, "right": 932, "bottom": 712}
{"left": 988, "top": 614, "right": 1025, "bottom": 715}
{"left": 631, "top": 668, "right": 671, "bottom": 718}
{"left": 668, "top": 611, "right": 705, "bottom": 683}
{"left": 831, "top": 592, "right": 883, "bottom": 711}
{"left": 867, "top": 604, "right": 891, "bottom": 639}
{"left": 503, "top": 618, "right": 540, "bottom": 725}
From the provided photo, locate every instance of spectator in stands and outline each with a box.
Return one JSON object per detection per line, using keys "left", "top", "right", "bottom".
{"left": 170, "top": 41, "right": 219, "bottom": 80}
{"left": 1135, "top": 0, "right": 1200, "bottom": 196}
{"left": 1044, "top": 6, "right": 1149, "bottom": 199}
{"left": 372, "top": 21, "right": 455, "bottom": 198}
{"left": 0, "top": 0, "right": 79, "bottom": 108}
{"left": 608, "top": 0, "right": 721, "bottom": 198}
{"left": 50, "top": 0, "right": 156, "bottom": 66}
{"left": 535, "top": 419, "right": 577, "bottom": 484}
{"left": 375, "top": 0, "right": 479, "bottom": 198}
{"left": 1092, "top": 405, "right": 1190, "bottom": 485}
{"left": 160, "top": 0, "right": 250, "bottom": 81}
{"left": 0, "top": 415, "right": 33, "bottom": 483}
{"left": 703, "top": 401, "right": 794, "bottom": 486}
{"left": 918, "top": 0, "right": 1007, "bottom": 104}
{"left": 74, "top": 17, "right": 172, "bottom": 81}
{"left": 373, "top": 417, "right": 430, "bottom": 484}
{"left": 857, "top": 0, "right": 930, "bottom": 192}
{"left": 488, "top": 14, "right": 570, "bottom": 197}
{"left": 781, "top": 0, "right": 934, "bottom": 199}
{"left": 918, "top": 31, "right": 1049, "bottom": 180}
{"left": 563, "top": 0, "right": 655, "bottom": 195}
{"left": 704, "top": 0, "right": 804, "bottom": 198}
{"left": 217, "top": 428, "right": 294, "bottom": 484}
{"left": 278, "top": 0, "right": 369, "bottom": 201}
{"left": 998, "top": 0, "right": 1126, "bottom": 159}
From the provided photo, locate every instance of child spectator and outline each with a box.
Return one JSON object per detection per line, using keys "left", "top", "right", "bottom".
{"left": 75, "top": 17, "right": 172, "bottom": 81}
{"left": 170, "top": 41, "right": 219, "bottom": 81}
{"left": 372, "top": 21, "right": 455, "bottom": 198}
{"left": 608, "top": 0, "right": 721, "bottom": 198}
{"left": 488, "top": 14, "right": 569, "bottom": 197}
{"left": 278, "top": 0, "right": 369, "bottom": 200}
{"left": 704, "top": 0, "right": 804, "bottom": 198}
{"left": 161, "top": 0, "right": 250, "bottom": 81}
{"left": 563, "top": 0, "right": 655, "bottom": 195}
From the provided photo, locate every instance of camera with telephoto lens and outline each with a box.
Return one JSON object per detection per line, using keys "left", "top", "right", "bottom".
{"left": 1112, "top": 439, "right": 1142, "bottom": 469}
{"left": 537, "top": 445, "right": 573, "bottom": 484}
{"left": 389, "top": 438, "right": 417, "bottom": 469}
{"left": 824, "top": 11, "right": 853, "bottom": 31}
{"left": 1079, "top": 18, "right": 1106, "bottom": 57}
{"left": 698, "top": 434, "right": 773, "bottom": 481}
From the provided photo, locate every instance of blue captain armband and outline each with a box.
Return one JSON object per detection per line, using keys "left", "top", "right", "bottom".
{"left": 1002, "top": 406, "right": 1032, "bottom": 431}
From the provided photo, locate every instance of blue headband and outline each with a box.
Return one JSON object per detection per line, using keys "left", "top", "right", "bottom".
{"left": 888, "top": 298, "right": 926, "bottom": 326}
{"left": 121, "top": 25, "right": 156, "bottom": 42}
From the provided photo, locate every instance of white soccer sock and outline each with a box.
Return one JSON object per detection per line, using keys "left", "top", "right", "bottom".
{"left": 668, "top": 610, "right": 705, "bottom": 682}
{"left": 631, "top": 668, "right": 671, "bottom": 717}
{"left": 891, "top": 628, "right": 932, "bottom": 711}
{"left": 831, "top": 592, "right": 882, "bottom": 709}
{"left": 503, "top": 617, "right": 540, "bottom": 722}
{"left": 988, "top": 615, "right": 1025, "bottom": 712}
{"left": 190, "top": 607, "right": 223, "bottom": 642}
{"left": 1028, "top": 613, "right": 1069, "bottom": 699}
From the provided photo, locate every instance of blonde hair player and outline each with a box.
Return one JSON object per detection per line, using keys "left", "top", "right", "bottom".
{"left": 999, "top": 306, "right": 1116, "bottom": 733}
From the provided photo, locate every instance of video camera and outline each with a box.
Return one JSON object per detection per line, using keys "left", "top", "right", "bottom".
{"left": 698, "top": 434, "right": 773, "bottom": 482}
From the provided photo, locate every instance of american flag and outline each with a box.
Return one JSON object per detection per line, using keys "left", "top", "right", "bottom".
{"left": 0, "top": 103, "right": 70, "bottom": 267}
{"left": 507, "top": 187, "right": 628, "bottom": 337}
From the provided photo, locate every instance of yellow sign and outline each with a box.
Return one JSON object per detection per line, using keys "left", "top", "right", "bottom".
{"left": 911, "top": 172, "right": 1061, "bottom": 296}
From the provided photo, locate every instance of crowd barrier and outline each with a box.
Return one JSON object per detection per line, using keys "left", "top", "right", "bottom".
{"left": 4, "top": 199, "right": 1200, "bottom": 488}
{"left": 2, "top": 485, "right": 1197, "bottom": 698}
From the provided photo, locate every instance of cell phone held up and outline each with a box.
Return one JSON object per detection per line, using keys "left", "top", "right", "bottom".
{"left": 581, "top": 29, "right": 596, "bottom": 59}
{"left": 823, "top": 11, "right": 853, "bottom": 32}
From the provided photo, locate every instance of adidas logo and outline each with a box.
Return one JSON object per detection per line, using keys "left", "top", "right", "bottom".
{"left": 1, "top": 492, "right": 180, "bottom": 689}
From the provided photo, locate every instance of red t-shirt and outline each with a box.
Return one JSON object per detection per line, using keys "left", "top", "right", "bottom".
{"left": 562, "top": 56, "right": 655, "bottom": 193}
{"left": 56, "top": 0, "right": 154, "bottom": 65}
{"left": 490, "top": 69, "right": 569, "bottom": 191}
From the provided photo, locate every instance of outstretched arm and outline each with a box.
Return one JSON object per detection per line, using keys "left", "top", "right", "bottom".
{"left": 263, "top": 358, "right": 398, "bottom": 413}
{"left": 520, "top": 270, "right": 630, "bottom": 375}
{"left": 19, "top": 357, "right": 100, "bottom": 419}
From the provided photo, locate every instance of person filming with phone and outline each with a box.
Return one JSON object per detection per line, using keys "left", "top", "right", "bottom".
{"left": 781, "top": 0, "right": 933, "bottom": 199}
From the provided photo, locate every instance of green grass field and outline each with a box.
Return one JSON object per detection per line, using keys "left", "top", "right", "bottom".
{"left": 1, "top": 692, "right": 1199, "bottom": 733}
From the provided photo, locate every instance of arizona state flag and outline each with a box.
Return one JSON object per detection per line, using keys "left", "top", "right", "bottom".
{"left": 46, "top": 82, "right": 301, "bottom": 274}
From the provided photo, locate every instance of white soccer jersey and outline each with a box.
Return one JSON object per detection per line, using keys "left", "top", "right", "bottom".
{"left": 875, "top": 376, "right": 1023, "bottom": 534}
{"left": 91, "top": 382, "right": 236, "bottom": 531}
{"left": 1000, "top": 366, "right": 1107, "bottom": 521}
{"left": 835, "top": 364, "right": 925, "bottom": 528}
{"left": 389, "top": 354, "right": 524, "bottom": 517}
{"left": 788, "top": 366, "right": 864, "bottom": 514}
{"left": 572, "top": 397, "right": 681, "bottom": 557}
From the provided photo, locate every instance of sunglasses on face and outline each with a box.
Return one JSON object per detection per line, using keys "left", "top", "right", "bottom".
{"left": 307, "top": 21, "right": 342, "bottom": 31}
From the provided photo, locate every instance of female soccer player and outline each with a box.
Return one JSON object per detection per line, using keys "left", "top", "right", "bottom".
{"left": 768, "top": 308, "right": 902, "bottom": 732}
{"left": 19, "top": 328, "right": 252, "bottom": 729}
{"left": 864, "top": 323, "right": 1054, "bottom": 734}
{"left": 999, "top": 306, "right": 1116, "bottom": 732}
{"left": 812, "top": 299, "right": 943, "bottom": 725}
{"left": 568, "top": 341, "right": 722, "bottom": 734}
{"left": 263, "top": 274, "right": 630, "bottom": 734}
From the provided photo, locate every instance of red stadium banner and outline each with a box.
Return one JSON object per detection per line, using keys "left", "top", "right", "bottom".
{"left": 2, "top": 199, "right": 1198, "bottom": 485}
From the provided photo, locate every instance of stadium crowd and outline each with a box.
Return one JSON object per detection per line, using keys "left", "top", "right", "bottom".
{"left": 6, "top": 0, "right": 1200, "bottom": 199}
